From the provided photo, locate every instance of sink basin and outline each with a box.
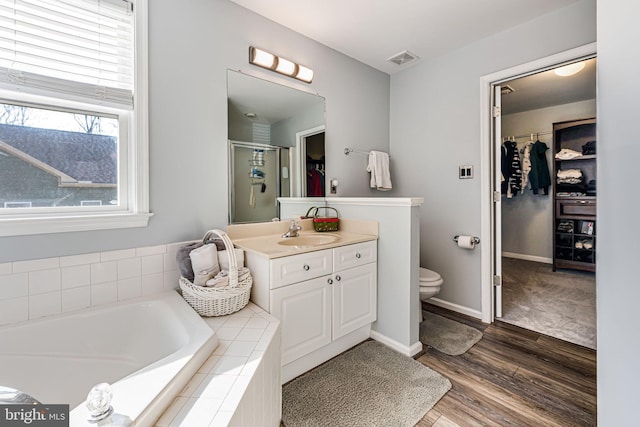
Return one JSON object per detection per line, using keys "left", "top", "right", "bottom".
{"left": 278, "top": 234, "right": 339, "bottom": 247}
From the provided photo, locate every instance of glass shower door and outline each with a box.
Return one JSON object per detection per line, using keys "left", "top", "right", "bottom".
{"left": 229, "top": 141, "right": 280, "bottom": 223}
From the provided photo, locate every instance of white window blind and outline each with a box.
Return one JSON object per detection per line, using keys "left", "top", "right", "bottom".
{"left": 0, "top": 0, "right": 134, "bottom": 108}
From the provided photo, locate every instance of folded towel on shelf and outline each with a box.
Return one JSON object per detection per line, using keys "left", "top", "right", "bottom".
{"left": 367, "top": 150, "right": 392, "bottom": 191}
{"left": 557, "top": 169, "right": 583, "bottom": 179}
{"left": 555, "top": 148, "right": 582, "bottom": 160}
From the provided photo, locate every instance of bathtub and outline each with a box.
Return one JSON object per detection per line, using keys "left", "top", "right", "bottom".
{"left": 0, "top": 291, "right": 219, "bottom": 426}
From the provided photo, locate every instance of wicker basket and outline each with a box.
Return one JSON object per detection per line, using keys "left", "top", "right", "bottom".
{"left": 179, "top": 229, "right": 252, "bottom": 316}
{"left": 304, "top": 206, "right": 340, "bottom": 232}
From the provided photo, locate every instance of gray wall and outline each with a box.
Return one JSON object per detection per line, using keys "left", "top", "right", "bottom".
{"left": 501, "top": 99, "right": 596, "bottom": 261}
{"left": 0, "top": 0, "right": 390, "bottom": 263}
{"left": 597, "top": 1, "right": 640, "bottom": 424}
{"left": 271, "top": 103, "right": 325, "bottom": 148}
{"left": 389, "top": 0, "right": 596, "bottom": 312}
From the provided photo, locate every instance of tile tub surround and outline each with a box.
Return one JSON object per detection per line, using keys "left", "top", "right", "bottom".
{"left": 156, "top": 303, "right": 282, "bottom": 427}
{"left": 0, "top": 240, "right": 283, "bottom": 427}
{"left": 0, "top": 242, "right": 192, "bottom": 327}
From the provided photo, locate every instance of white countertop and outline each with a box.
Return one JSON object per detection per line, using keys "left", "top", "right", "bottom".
{"left": 226, "top": 218, "right": 378, "bottom": 259}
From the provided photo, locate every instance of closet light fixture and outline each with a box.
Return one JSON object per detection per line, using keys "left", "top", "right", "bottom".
{"left": 249, "top": 46, "right": 314, "bottom": 83}
{"left": 554, "top": 61, "right": 585, "bottom": 77}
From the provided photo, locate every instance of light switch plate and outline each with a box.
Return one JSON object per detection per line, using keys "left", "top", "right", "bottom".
{"left": 459, "top": 165, "right": 473, "bottom": 179}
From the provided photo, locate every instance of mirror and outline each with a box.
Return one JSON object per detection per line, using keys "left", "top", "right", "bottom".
{"left": 227, "top": 70, "right": 326, "bottom": 223}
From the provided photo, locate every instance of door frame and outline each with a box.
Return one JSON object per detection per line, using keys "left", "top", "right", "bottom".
{"left": 479, "top": 42, "right": 597, "bottom": 323}
{"left": 293, "top": 125, "right": 325, "bottom": 197}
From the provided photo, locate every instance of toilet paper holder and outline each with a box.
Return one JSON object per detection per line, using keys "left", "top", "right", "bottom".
{"left": 453, "top": 235, "right": 480, "bottom": 244}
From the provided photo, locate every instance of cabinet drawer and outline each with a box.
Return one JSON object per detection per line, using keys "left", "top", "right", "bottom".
{"left": 333, "top": 240, "right": 377, "bottom": 271}
{"left": 557, "top": 199, "right": 596, "bottom": 217}
{"left": 270, "top": 249, "right": 333, "bottom": 289}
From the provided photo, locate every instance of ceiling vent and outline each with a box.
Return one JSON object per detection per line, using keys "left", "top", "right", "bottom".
{"left": 501, "top": 85, "right": 515, "bottom": 95}
{"left": 386, "top": 50, "right": 419, "bottom": 66}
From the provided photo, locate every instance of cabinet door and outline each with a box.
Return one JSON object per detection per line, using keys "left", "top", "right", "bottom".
{"left": 332, "top": 263, "right": 377, "bottom": 340}
{"left": 271, "top": 276, "right": 332, "bottom": 365}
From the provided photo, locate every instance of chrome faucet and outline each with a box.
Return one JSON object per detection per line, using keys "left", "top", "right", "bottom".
{"left": 282, "top": 219, "right": 302, "bottom": 238}
{"left": 0, "top": 386, "right": 40, "bottom": 404}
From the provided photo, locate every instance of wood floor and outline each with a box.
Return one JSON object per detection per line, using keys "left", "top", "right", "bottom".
{"left": 415, "top": 303, "right": 597, "bottom": 427}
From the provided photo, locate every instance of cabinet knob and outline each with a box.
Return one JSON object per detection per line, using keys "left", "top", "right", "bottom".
{"left": 303, "top": 264, "right": 310, "bottom": 271}
{"left": 327, "top": 278, "right": 333, "bottom": 285}
{"left": 355, "top": 253, "right": 361, "bottom": 259}
{"left": 335, "top": 275, "right": 341, "bottom": 281}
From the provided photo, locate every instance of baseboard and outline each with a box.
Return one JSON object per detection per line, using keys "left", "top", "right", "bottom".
{"left": 370, "top": 330, "right": 422, "bottom": 357}
{"left": 502, "top": 252, "right": 552, "bottom": 264}
{"left": 426, "top": 297, "right": 482, "bottom": 320}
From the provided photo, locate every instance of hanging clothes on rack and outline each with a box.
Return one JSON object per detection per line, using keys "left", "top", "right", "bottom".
{"left": 501, "top": 140, "right": 522, "bottom": 198}
{"left": 529, "top": 140, "right": 551, "bottom": 195}
{"left": 306, "top": 156, "right": 325, "bottom": 196}
{"left": 520, "top": 141, "right": 533, "bottom": 191}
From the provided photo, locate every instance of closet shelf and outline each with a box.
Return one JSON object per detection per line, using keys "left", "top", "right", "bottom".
{"left": 552, "top": 118, "right": 597, "bottom": 273}
{"left": 555, "top": 154, "right": 596, "bottom": 162}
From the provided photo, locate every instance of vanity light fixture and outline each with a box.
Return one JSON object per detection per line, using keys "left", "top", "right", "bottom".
{"left": 249, "top": 46, "right": 314, "bottom": 83}
{"left": 554, "top": 61, "right": 586, "bottom": 77}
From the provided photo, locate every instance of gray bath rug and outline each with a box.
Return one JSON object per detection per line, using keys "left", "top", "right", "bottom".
{"left": 420, "top": 311, "right": 483, "bottom": 356}
{"left": 282, "top": 340, "right": 451, "bottom": 427}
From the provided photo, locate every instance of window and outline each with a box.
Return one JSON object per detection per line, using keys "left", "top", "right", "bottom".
{"left": 0, "top": 0, "right": 150, "bottom": 236}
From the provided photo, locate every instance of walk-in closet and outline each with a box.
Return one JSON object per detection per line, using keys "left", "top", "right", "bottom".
{"left": 498, "top": 58, "right": 597, "bottom": 350}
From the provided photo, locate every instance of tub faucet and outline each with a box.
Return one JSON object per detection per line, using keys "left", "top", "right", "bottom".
{"left": 0, "top": 386, "right": 40, "bottom": 404}
{"left": 282, "top": 219, "right": 302, "bottom": 238}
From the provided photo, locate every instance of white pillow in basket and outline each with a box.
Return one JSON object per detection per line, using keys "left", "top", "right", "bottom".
{"left": 218, "top": 248, "right": 245, "bottom": 270}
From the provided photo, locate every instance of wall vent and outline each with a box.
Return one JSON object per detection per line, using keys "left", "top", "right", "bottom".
{"left": 386, "top": 50, "right": 419, "bottom": 66}
{"left": 501, "top": 85, "right": 515, "bottom": 95}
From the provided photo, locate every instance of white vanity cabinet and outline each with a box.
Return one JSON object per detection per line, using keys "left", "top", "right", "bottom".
{"left": 331, "top": 243, "right": 377, "bottom": 339}
{"left": 271, "top": 274, "right": 331, "bottom": 365}
{"left": 245, "top": 240, "right": 377, "bottom": 382}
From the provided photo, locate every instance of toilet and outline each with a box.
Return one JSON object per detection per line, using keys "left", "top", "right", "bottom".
{"left": 419, "top": 267, "right": 443, "bottom": 322}
{"left": 419, "top": 267, "right": 443, "bottom": 300}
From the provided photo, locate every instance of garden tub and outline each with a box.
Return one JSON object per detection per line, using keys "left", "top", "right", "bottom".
{"left": 0, "top": 290, "right": 218, "bottom": 426}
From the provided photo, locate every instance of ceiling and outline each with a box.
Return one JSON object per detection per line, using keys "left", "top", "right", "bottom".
{"left": 229, "top": 0, "right": 582, "bottom": 75}
{"left": 501, "top": 57, "right": 596, "bottom": 115}
{"left": 229, "top": 0, "right": 594, "bottom": 114}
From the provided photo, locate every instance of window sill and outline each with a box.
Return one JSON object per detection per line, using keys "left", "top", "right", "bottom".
{"left": 0, "top": 212, "right": 154, "bottom": 237}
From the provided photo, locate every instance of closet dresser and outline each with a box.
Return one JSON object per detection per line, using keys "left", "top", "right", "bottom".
{"left": 552, "top": 117, "right": 596, "bottom": 272}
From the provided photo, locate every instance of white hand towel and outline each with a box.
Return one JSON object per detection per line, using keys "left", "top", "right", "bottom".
{"left": 367, "top": 150, "right": 392, "bottom": 191}
{"left": 218, "top": 248, "right": 245, "bottom": 270}
{"left": 189, "top": 244, "right": 220, "bottom": 286}
{"left": 205, "top": 267, "right": 251, "bottom": 288}
{"left": 249, "top": 185, "right": 256, "bottom": 208}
